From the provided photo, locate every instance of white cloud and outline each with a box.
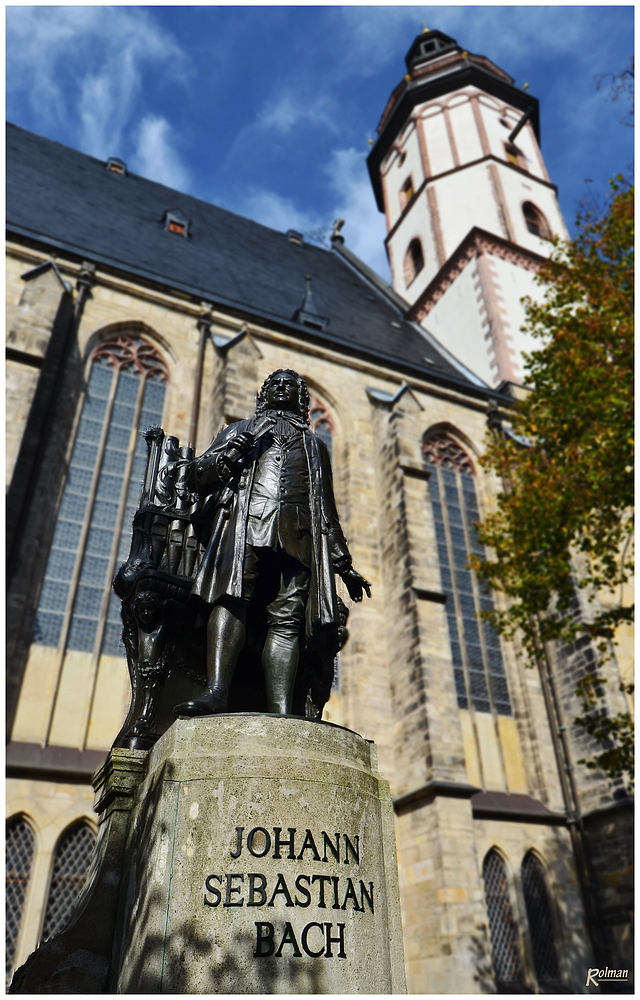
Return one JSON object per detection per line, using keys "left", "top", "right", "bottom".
{"left": 224, "top": 89, "right": 341, "bottom": 170}
{"left": 259, "top": 92, "right": 340, "bottom": 136}
{"left": 7, "top": 6, "right": 189, "bottom": 159}
{"left": 131, "top": 116, "right": 191, "bottom": 192}
{"left": 232, "top": 188, "right": 324, "bottom": 239}
{"left": 331, "top": 6, "right": 620, "bottom": 87}
{"left": 230, "top": 147, "right": 390, "bottom": 280}
{"left": 325, "top": 148, "right": 390, "bottom": 279}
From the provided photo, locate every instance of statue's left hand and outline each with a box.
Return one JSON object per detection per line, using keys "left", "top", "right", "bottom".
{"left": 342, "top": 568, "right": 372, "bottom": 602}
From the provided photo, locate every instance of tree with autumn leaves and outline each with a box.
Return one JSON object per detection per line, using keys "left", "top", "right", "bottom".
{"left": 472, "top": 178, "right": 633, "bottom": 785}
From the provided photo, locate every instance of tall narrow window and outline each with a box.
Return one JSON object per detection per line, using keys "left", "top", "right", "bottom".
{"left": 404, "top": 238, "right": 424, "bottom": 286}
{"left": 425, "top": 432, "right": 512, "bottom": 715}
{"left": 483, "top": 850, "right": 523, "bottom": 991}
{"left": 6, "top": 816, "right": 36, "bottom": 986}
{"left": 309, "top": 394, "right": 334, "bottom": 458}
{"left": 400, "top": 176, "right": 415, "bottom": 210}
{"left": 41, "top": 822, "right": 96, "bottom": 942}
{"left": 521, "top": 852, "right": 562, "bottom": 988}
{"left": 32, "top": 334, "right": 168, "bottom": 658}
{"left": 504, "top": 143, "right": 524, "bottom": 168}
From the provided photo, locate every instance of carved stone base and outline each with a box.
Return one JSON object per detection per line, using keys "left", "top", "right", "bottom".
{"left": 10, "top": 718, "right": 406, "bottom": 995}
{"left": 113, "top": 715, "right": 406, "bottom": 993}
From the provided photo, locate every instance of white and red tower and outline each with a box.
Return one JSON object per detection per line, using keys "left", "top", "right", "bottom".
{"left": 368, "top": 29, "right": 569, "bottom": 388}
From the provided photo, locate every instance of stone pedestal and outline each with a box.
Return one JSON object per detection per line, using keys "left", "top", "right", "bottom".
{"left": 114, "top": 715, "right": 406, "bottom": 994}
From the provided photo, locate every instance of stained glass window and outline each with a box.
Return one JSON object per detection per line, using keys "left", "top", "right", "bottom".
{"left": 309, "top": 394, "right": 334, "bottom": 458}
{"left": 40, "top": 822, "right": 96, "bottom": 942}
{"left": 32, "top": 334, "right": 168, "bottom": 657}
{"left": 425, "top": 432, "right": 512, "bottom": 715}
{"left": 483, "top": 850, "right": 523, "bottom": 991}
{"left": 6, "top": 816, "right": 36, "bottom": 985}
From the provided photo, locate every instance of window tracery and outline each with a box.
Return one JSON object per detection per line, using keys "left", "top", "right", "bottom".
{"left": 32, "top": 333, "right": 168, "bottom": 657}
{"left": 483, "top": 850, "right": 523, "bottom": 990}
{"left": 424, "top": 431, "right": 511, "bottom": 715}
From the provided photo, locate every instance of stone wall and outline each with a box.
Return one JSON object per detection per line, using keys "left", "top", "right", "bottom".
{"left": 6, "top": 237, "right": 633, "bottom": 993}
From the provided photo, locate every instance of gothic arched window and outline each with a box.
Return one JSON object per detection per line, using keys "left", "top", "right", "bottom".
{"left": 483, "top": 850, "right": 523, "bottom": 991}
{"left": 32, "top": 334, "right": 168, "bottom": 658}
{"left": 404, "top": 238, "right": 424, "bottom": 285}
{"left": 522, "top": 202, "right": 551, "bottom": 240}
{"left": 521, "top": 852, "right": 562, "bottom": 988}
{"left": 41, "top": 821, "right": 96, "bottom": 942}
{"left": 6, "top": 816, "right": 36, "bottom": 985}
{"left": 309, "top": 394, "right": 334, "bottom": 458}
{"left": 425, "top": 432, "right": 512, "bottom": 715}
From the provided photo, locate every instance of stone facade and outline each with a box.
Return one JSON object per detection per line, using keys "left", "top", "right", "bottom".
{"left": 6, "top": 28, "right": 633, "bottom": 995}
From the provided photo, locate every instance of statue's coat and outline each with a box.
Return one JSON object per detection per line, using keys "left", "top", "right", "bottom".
{"left": 191, "top": 417, "right": 351, "bottom": 639}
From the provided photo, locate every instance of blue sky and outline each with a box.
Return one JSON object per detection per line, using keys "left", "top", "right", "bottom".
{"left": 7, "top": 5, "right": 634, "bottom": 278}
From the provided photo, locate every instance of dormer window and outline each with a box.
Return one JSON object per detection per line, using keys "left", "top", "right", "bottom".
{"left": 164, "top": 210, "right": 190, "bottom": 238}
{"left": 416, "top": 35, "right": 454, "bottom": 61}
{"left": 405, "top": 30, "right": 457, "bottom": 70}
{"left": 400, "top": 177, "right": 415, "bottom": 211}
{"left": 106, "top": 157, "right": 127, "bottom": 175}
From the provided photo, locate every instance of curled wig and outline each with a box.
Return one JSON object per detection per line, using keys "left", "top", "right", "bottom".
{"left": 255, "top": 369, "right": 310, "bottom": 423}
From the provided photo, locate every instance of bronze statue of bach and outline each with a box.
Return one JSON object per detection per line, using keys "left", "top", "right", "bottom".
{"left": 173, "top": 370, "right": 370, "bottom": 718}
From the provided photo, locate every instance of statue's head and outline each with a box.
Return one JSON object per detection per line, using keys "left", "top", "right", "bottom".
{"left": 256, "top": 369, "right": 310, "bottom": 421}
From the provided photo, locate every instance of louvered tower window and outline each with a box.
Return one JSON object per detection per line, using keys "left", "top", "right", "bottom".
{"left": 425, "top": 432, "right": 512, "bottom": 715}
{"left": 522, "top": 202, "right": 551, "bottom": 240}
{"left": 483, "top": 850, "right": 523, "bottom": 991}
{"left": 521, "top": 852, "right": 562, "bottom": 988}
{"left": 404, "top": 238, "right": 424, "bottom": 285}
{"left": 309, "top": 394, "right": 334, "bottom": 458}
{"left": 41, "top": 822, "right": 96, "bottom": 942}
{"left": 32, "top": 334, "right": 168, "bottom": 658}
{"left": 6, "top": 816, "right": 36, "bottom": 986}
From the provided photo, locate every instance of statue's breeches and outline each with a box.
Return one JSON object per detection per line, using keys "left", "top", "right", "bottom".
{"left": 241, "top": 546, "right": 311, "bottom": 635}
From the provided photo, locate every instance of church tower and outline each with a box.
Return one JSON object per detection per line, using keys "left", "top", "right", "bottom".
{"left": 367, "top": 29, "right": 569, "bottom": 388}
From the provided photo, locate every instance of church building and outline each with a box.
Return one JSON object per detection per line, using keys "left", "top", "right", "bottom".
{"left": 6, "top": 30, "right": 632, "bottom": 993}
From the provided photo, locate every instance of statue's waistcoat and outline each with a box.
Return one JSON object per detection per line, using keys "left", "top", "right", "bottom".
{"left": 247, "top": 419, "right": 312, "bottom": 564}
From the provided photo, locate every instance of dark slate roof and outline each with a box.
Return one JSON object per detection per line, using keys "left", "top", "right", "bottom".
{"left": 7, "top": 122, "right": 489, "bottom": 395}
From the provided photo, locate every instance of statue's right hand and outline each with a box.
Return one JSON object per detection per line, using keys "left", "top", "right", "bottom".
{"left": 230, "top": 431, "right": 255, "bottom": 456}
{"left": 223, "top": 431, "right": 255, "bottom": 467}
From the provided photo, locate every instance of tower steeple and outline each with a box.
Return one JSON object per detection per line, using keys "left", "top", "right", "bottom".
{"left": 368, "top": 30, "right": 567, "bottom": 388}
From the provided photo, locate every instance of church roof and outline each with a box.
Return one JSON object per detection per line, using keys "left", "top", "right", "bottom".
{"left": 7, "top": 122, "right": 489, "bottom": 396}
